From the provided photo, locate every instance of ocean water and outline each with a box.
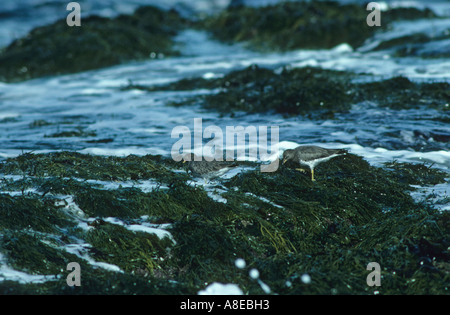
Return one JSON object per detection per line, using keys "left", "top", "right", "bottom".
{"left": 0, "top": 0, "right": 449, "bottom": 286}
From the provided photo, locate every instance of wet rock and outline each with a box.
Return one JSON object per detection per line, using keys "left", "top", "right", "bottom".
{"left": 355, "top": 76, "right": 450, "bottom": 110}
{"left": 125, "top": 64, "right": 353, "bottom": 116}
{"left": 396, "top": 38, "right": 450, "bottom": 59}
{"left": 45, "top": 127, "right": 97, "bottom": 138}
{"left": 200, "top": 1, "right": 376, "bottom": 51}
{"left": 0, "top": 151, "right": 448, "bottom": 294}
{"left": 0, "top": 2, "right": 440, "bottom": 82}
{"left": 124, "top": 65, "right": 449, "bottom": 115}
{"left": 199, "top": 1, "right": 437, "bottom": 52}
{"left": 0, "top": 6, "right": 187, "bottom": 82}
{"left": 371, "top": 33, "right": 431, "bottom": 52}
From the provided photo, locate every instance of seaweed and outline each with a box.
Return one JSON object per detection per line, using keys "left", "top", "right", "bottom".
{"left": 124, "top": 64, "right": 449, "bottom": 116}
{"left": 199, "top": 1, "right": 436, "bottom": 52}
{"left": 0, "top": 1, "right": 439, "bottom": 83}
{"left": 85, "top": 222, "right": 173, "bottom": 276}
{"left": 0, "top": 141, "right": 448, "bottom": 295}
{"left": 200, "top": 1, "right": 375, "bottom": 51}
{"left": 0, "top": 6, "right": 187, "bottom": 82}
{"left": 125, "top": 65, "right": 353, "bottom": 117}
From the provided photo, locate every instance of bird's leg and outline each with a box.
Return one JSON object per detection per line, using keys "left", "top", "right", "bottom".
{"left": 295, "top": 168, "right": 307, "bottom": 173}
{"left": 311, "top": 168, "right": 316, "bottom": 181}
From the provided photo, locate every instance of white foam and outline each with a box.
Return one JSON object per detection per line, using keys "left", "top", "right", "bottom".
{"left": 198, "top": 282, "right": 243, "bottom": 295}
{"left": 63, "top": 243, "right": 123, "bottom": 273}
{"left": 102, "top": 217, "right": 175, "bottom": 243}
{"left": 55, "top": 195, "right": 86, "bottom": 218}
{"left": 0, "top": 112, "right": 20, "bottom": 120}
{"left": 331, "top": 43, "right": 353, "bottom": 53}
{"left": 301, "top": 273, "right": 312, "bottom": 284}
{"left": 346, "top": 144, "right": 450, "bottom": 169}
{"left": 0, "top": 253, "right": 61, "bottom": 284}
{"left": 410, "top": 181, "right": 450, "bottom": 212}
{"left": 235, "top": 258, "right": 246, "bottom": 269}
{"left": 79, "top": 147, "right": 168, "bottom": 157}
{"left": 249, "top": 268, "right": 259, "bottom": 279}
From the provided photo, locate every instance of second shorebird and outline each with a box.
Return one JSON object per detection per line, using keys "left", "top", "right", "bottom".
{"left": 282, "top": 145, "right": 347, "bottom": 181}
{"left": 183, "top": 154, "right": 238, "bottom": 182}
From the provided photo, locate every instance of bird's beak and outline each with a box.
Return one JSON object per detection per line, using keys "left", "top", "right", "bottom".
{"left": 282, "top": 158, "right": 287, "bottom": 165}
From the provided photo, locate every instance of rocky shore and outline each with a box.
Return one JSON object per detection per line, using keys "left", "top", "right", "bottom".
{"left": 0, "top": 1, "right": 446, "bottom": 82}
{"left": 0, "top": 150, "right": 448, "bottom": 294}
{"left": 0, "top": 1, "right": 448, "bottom": 295}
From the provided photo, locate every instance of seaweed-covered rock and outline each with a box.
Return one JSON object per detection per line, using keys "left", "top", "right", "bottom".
{"left": 199, "top": 1, "right": 437, "bottom": 52}
{"left": 356, "top": 76, "right": 450, "bottom": 110}
{"left": 125, "top": 65, "right": 353, "bottom": 117}
{"left": 0, "top": 151, "right": 448, "bottom": 294}
{"left": 0, "top": 1, "right": 440, "bottom": 83}
{"left": 0, "top": 151, "right": 185, "bottom": 183}
{"left": 124, "top": 64, "right": 449, "bottom": 115}
{"left": 0, "top": 6, "right": 186, "bottom": 82}
{"left": 201, "top": 65, "right": 352, "bottom": 116}
{"left": 384, "top": 161, "right": 448, "bottom": 186}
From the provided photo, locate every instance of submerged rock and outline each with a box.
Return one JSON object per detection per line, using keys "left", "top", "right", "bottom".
{"left": 370, "top": 32, "right": 450, "bottom": 59}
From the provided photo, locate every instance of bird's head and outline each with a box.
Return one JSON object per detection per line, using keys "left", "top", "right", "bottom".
{"left": 282, "top": 149, "right": 295, "bottom": 165}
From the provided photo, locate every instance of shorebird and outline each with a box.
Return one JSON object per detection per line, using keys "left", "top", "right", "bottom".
{"left": 282, "top": 145, "right": 347, "bottom": 181}
{"left": 183, "top": 154, "right": 238, "bottom": 182}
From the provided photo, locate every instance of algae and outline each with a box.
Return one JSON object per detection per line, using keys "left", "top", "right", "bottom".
{"left": 199, "top": 1, "right": 436, "bottom": 52}
{"left": 200, "top": 1, "right": 374, "bottom": 51}
{"left": 0, "top": 148, "right": 448, "bottom": 294}
{"left": 0, "top": 151, "right": 187, "bottom": 183}
{"left": 124, "top": 65, "right": 353, "bottom": 117}
{"left": 384, "top": 161, "right": 448, "bottom": 186}
{"left": 124, "top": 64, "right": 449, "bottom": 116}
{"left": 356, "top": 76, "right": 450, "bottom": 110}
{"left": 0, "top": 194, "right": 75, "bottom": 233}
{"left": 85, "top": 221, "right": 173, "bottom": 276}
{"left": 0, "top": 230, "right": 82, "bottom": 275}
{"left": 0, "top": 6, "right": 187, "bottom": 82}
{"left": 0, "top": 1, "right": 440, "bottom": 83}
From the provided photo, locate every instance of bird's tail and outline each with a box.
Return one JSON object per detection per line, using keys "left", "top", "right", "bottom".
{"left": 219, "top": 160, "right": 239, "bottom": 168}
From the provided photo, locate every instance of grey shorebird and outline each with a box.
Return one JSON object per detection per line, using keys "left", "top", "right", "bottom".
{"left": 282, "top": 145, "right": 347, "bottom": 181}
{"left": 183, "top": 154, "right": 238, "bottom": 182}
